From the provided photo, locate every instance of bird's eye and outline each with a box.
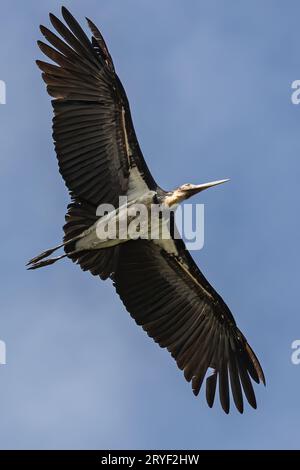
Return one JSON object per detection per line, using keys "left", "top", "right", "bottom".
{"left": 153, "top": 194, "right": 159, "bottom": 204}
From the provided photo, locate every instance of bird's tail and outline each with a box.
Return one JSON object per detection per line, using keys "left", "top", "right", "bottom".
{"left": 27, "top": 200, "right": 119, "bottom": 280}
{"left": 26, "top": 237, "right": 82, "bottom": 270}
{"left": 63, "top": 201, "right": 119, "bottom": 280}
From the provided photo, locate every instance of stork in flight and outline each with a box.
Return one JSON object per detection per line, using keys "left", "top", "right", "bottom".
{"left": 28, "top": 7, "right": 265, "bottom": 413}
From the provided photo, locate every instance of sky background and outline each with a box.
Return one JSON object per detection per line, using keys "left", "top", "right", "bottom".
{"left": 0, "top": 0, "right": 300, "bottom": 450}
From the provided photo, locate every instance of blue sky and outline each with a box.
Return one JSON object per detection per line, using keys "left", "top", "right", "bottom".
{"left": 0, "top": 0, "right": 300, "bottom": 450}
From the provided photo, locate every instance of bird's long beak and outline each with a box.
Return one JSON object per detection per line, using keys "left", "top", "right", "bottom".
{"left": 188, "top": 178, "right": 230, "bottom": 195}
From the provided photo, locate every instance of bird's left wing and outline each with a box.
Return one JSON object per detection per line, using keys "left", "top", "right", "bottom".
{"left": 37, "top": 7, "right": 157, "bottom": 208}
{"left": 113, "top": 239, "right": 265, "bottom": 413}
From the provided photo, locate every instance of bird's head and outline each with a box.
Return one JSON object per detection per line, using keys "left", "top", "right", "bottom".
{"left": 164, "top": 179, "right": 229, "bottom": 207}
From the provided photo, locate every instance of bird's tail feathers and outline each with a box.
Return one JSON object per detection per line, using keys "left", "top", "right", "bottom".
{"left": 26, "top": 235, "right": 82, "bottom": 270}
{"left": 27, "top": 253, "right": 68, "bottom": 270}
{"left": 27, "top": 200, "right": 120, "bottom": 279}
{"left": 64, "top": 200, "right": 119, "bottom": 280}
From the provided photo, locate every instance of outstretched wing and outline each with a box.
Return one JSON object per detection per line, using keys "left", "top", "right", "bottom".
{"left": 37, "top": 7, "right": 157, "bottom": 208}
{"left": 113, "top": 239, "right": 265, "bottom": 413}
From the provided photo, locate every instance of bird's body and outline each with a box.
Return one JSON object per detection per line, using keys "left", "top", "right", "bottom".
{"left": 28, "top": 7, "right": 265, "bottom": 414}
{"left": 75, "top": 190, "right": 156, "bottom": 250}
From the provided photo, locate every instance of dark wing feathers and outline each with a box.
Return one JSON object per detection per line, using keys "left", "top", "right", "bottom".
{"left": 113, "top": 240, "right": 265, "bottom": 413}
{"left": 63, "top": 200, "right": 119, "bottom": 280}
{"left": 36, "top": 8, "right": 265, "bottom": 413}
{"left": 37, "top": 7, "right": 157, "bottom": 208}
{"left": 206, "top": 372, "right": 218, "bottom": 408}
{"left": 85, "top": 17, "right": 115, "bottom": 72}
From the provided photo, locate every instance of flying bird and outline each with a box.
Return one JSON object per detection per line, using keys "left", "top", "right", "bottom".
{"left": 28, "top": 7, "right": 265, "bottom": 413}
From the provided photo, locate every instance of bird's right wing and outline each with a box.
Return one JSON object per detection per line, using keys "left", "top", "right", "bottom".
{"left": 113, "top": 239, "right": 265, "bottom": 414}
{"left": 37, "top": 7, "right": 158, "bottom": 208}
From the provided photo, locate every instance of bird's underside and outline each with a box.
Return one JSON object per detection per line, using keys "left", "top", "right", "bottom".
{"left": 28, "top": 6, "right": 265, "bottom": 414}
